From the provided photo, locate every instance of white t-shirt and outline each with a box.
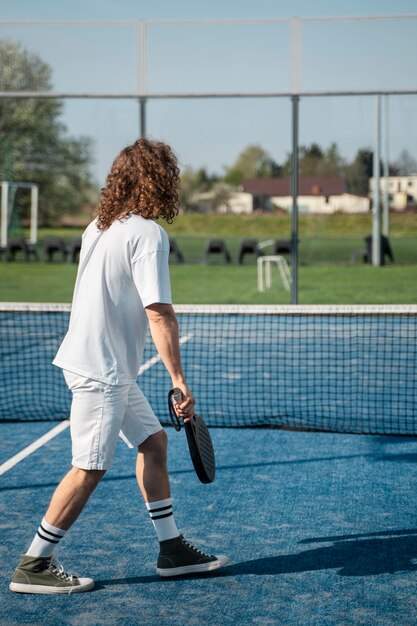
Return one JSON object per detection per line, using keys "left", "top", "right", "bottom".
{"left": 53, "top": 215, "right": 172, "bottom": 384}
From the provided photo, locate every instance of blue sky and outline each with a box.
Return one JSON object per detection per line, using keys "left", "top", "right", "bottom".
{"left": 1, "top": 1, "right": 417, "bottom": 183}
{"left": 3, "top": 1, "right": 417, "bottom": 21}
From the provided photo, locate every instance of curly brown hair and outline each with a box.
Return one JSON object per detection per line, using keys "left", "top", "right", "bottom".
{"left": 96, "top": 138, "right": 180, "bottom": 230}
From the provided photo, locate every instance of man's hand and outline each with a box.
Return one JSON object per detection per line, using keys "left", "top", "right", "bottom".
{"left": 172, "top": 384, "right": 195, "bottom": 423}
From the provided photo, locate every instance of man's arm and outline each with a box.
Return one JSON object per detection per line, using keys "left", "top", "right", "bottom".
{"left": 145, "top": 303, "right": 195, "bottom": 420}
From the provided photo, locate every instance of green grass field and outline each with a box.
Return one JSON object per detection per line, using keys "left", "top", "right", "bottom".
{"left": 1, "top": 262, "right": 415, "bottom": 304}
{"left": 3, "top": 214, "right": 416, "bottom": 304}
{"left": 25, "top": 211, "right": 417, "bottom": 240}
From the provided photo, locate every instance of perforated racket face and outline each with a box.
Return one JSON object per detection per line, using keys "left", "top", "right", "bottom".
{"left": 185, "top": 414, "right": 215, "bottom": 483}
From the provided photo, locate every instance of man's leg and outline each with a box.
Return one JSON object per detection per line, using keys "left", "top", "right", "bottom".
{"left": 135, "top": 430, "right": 229, "bottom": 577}
{"left": 136, "top": 430, "right": 170, "bottom": 503}
{"left": 25, "top": 467, "right": 105, "bottom": 557}
{"left": 44, "top": 467, "right": 105, "bottom": 529}
{"left": 10, "top": 369, "right": 122, "bottom": 595}
{"left": 10, "top": 468, "right": 103, "bottom": 595}
{"left": 136, "top": 430, "right": 180, "bottom": 542}
{"left": 11, "top": 372, "right": 131, "bottom": 594}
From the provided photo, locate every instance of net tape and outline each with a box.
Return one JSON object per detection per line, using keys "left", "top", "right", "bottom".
{"left": 1, "top": 303, "right": 416, "bottom": 434}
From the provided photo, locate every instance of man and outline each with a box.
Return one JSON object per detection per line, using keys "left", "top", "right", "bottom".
{"left": 10, "top": 138, "right": 229, "bottom": 594}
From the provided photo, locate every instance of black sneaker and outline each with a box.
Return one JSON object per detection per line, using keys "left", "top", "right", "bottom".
{"left": 156, "top": 534, "right": 229, "bottom": 577}
{"left": 9, "top": 555, "right": 94, "bottom": 594}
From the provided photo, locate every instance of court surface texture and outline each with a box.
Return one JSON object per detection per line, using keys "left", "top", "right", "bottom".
{"left": 1, "top": 423, "right": 417, "bottom": 626}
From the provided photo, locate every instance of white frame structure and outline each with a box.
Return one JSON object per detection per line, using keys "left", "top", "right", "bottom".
{"left": 257, "top": 255, "right": 292, "bottom": 293}
{"left": 0, "top": 181, "right": 39, "bottom": 248}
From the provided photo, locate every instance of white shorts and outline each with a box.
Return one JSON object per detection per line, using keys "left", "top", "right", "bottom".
{"left": 63, "top": 371, "right": 163, "bottom": 470}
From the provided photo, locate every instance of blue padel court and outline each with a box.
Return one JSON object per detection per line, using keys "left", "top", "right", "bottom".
{"left": 1, "top": 304, "right": 416, "bottom": 624}
{"left": 1, "top": 424, "right": 417, "bottom": 625}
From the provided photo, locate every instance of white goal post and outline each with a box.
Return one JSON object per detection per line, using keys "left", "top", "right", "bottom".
{"left": 0, "top": 181, "right": 39, "bottom": 248}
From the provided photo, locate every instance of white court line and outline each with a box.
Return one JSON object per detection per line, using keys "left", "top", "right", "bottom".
{"left": 138, "top": 334, "right": 193, "bottom": 375}
{"left": 0, "top": 334, "right": 194, "bottom": 476}
{"left": 0, "top": 420, "right": 70, "bottom": 476}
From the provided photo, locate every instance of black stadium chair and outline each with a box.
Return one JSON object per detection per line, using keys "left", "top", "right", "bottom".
{"left": 43, "top": 237, "right": 68, "bottom": 262}
{"left": 69, "top": 238, "right": 82, "bottom": 264}
{"left": 5, "top": 237, "right": 39, "bottom": 262}
{"left": 204, "top": 239, "right": 232, "bottom": 264}
{"left": 363, "top": 235, "right": 394, "bottom": 265}
{"left": 237, "top": 239, "right": 263, "bottom": 265}
{"left": 273, "top": 239, "right": 291, "bottom": 255}
{"left": 169, "top": 238, "right": 185, "bottom": 263}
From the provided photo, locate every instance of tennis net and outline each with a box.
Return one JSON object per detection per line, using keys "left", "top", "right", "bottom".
{"left": 0, "top": 303, "right": 416, "bottom": 434}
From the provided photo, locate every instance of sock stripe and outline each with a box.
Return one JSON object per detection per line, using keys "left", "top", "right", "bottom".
{"left": 150, "top": 512, "right": 173, "bottom": 520}
{"left": 39, "top": 524, "right": 64, "bottom": 539}
{"left": 147, "top": 505, "right": 172, "bottom": 514}
{"left": 36, "top": 530, "right": 60, "bottom": 544}
{"left": 145, "top": 499, "right": 179, "bottom": 542}
{"left": 26, "top": 519, "right": 67, "bottom": 558}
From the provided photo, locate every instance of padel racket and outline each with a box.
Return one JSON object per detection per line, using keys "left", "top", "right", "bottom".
{"left": 168, "top": 388, "right": 215, "bottom": 484}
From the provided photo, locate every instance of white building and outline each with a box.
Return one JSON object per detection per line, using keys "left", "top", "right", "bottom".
{"left": 271, "top": 192, "right": 369, "bottom": 214}
{"left": 190, "top": 176, "right": 376, "bottom": 215}
{"left": 190, "top": 189, "right": 253, "bottom": 214}
{"left": 369, "top": 174, "right": 417, "bottom": 210}
{"left": 241, "top": 177, "right": 370, "bottom": 214}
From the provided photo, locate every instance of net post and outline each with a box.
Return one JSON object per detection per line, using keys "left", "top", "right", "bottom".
{"left": 290, "top": 95, "right": 299, "bottom": 304}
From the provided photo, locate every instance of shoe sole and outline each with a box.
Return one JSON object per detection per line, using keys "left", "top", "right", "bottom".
{"left": 157, "top": 555, "right": 229, "bottom": 578}
{"left": 9, "top": 580, "right": 95, "bottom": 594}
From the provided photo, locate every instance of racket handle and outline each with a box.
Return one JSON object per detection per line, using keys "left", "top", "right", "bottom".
{"left": 172, "top": 388, "right": 183, "bottom": 404}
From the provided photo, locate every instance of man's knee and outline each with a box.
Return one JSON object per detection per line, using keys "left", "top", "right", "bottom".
{"left": 139, "top": 429, "right": 168, "bottom": 459}
{"left": 71, "top": 467, "right": 106, "bottom": 490}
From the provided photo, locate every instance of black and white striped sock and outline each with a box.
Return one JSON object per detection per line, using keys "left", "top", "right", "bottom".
{"left": 146, "top": 497, "right": 180, "bottom": 542}
{"left": 26, "top": 518, "right": 67, "bottom": 558}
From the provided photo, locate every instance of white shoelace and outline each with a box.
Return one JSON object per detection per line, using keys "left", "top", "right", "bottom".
{"left": 48, "top": 558, "right": 76, "bottom": 582}
{"left": 181, "top": 536, "right": 213, "bottom": 558}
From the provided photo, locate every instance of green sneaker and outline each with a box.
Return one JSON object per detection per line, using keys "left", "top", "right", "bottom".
{"left": 156, "top": 535, "right": 229, "bottom": 577}
{"left": 9, "top": 555, "right": 94, "bottom": 594}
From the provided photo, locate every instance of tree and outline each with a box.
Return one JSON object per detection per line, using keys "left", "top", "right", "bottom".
{"left": 282, "top": 143, "right": 346, "bottom": 177}
{"left": 281, "top": 143, "right": 322, "bottom": 177}
{"left": 394, "top": 149, "right": 417, "bottom": 176}
{"left": 179, "top": 166, "right": 218, "bottom": 209}
{"left": 281, "top": 142, "right": 346, "bottom": 178}
{"left": 223, "top": 145, "right": 280, "bottom": 185}
{"left": 210, "top": 182, "right": 233, "bottom": 212}
{"left": 299, "top": 143, "right": 324, "bottom": 176}
{"left": 318, "top": 143, "right": 347, "bottom": 177}
{"left": 346, "top": 148, "right": 376, "bottom": 196}
{"left": 0, "top": 40, "right": 96, "bottom": 224}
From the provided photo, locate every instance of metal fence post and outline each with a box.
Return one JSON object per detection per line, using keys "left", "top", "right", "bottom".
{"left": 291, "top": 95, "right": 299, "bottom": 304}
{"left": 372, "top": 95, "right": 382, "bottom": 266}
